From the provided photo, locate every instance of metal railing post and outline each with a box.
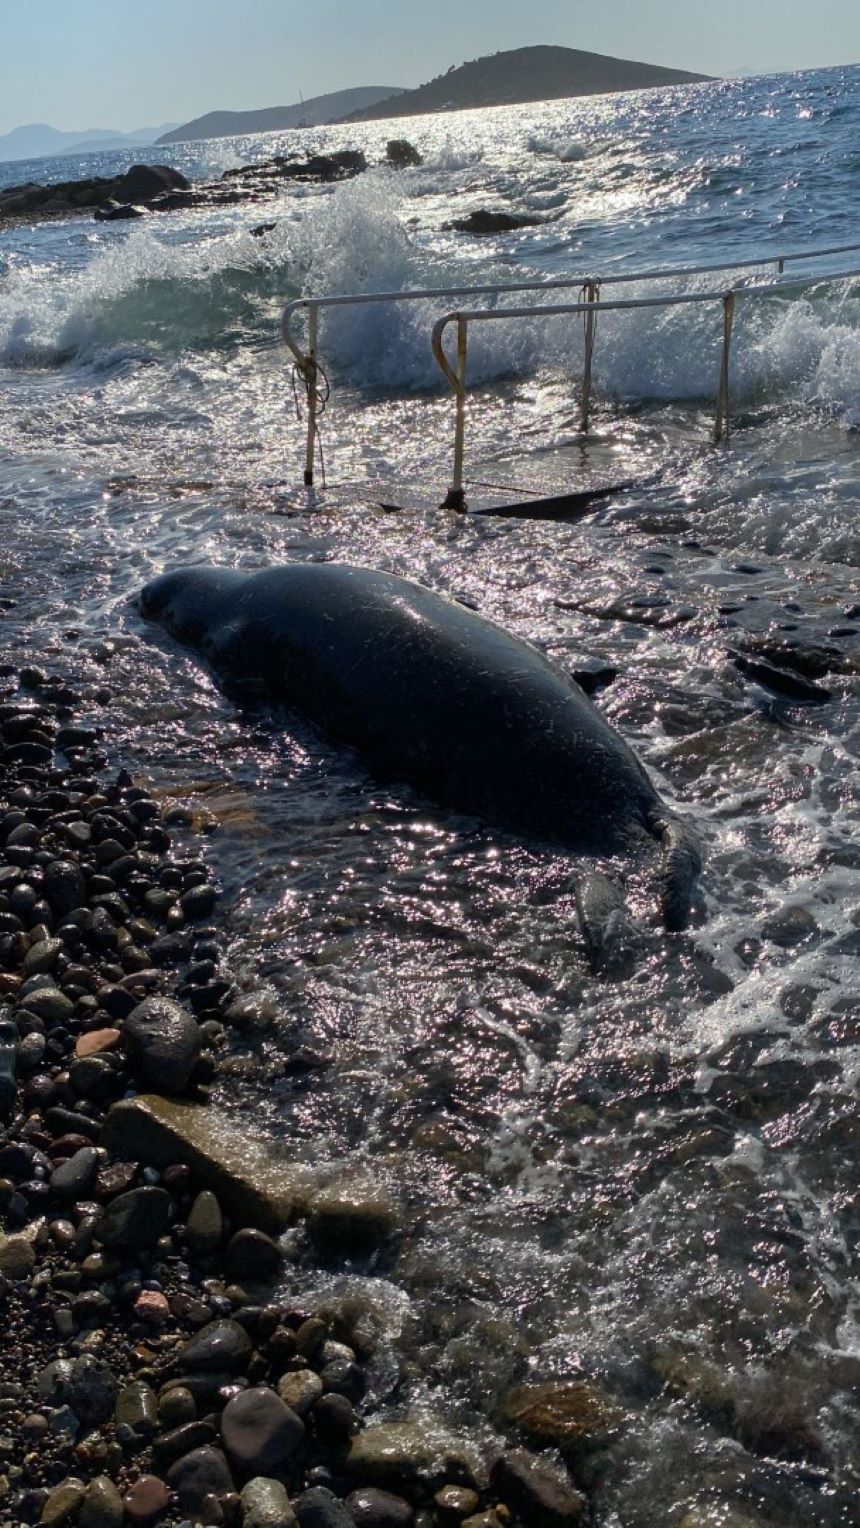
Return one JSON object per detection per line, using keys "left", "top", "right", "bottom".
{"left": 441, "top": 317, "right": 469, "bottom": 510}
{"left": 303, "top": 304, "right": 319, "bottom": 487}
{"left": 714, "top": 290, "right": 736, "bottom": 443}
{"left": 580, "top": 279, "right": 599, "bottom": 434}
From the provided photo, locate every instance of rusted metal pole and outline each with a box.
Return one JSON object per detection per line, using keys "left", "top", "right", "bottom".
{"left": 580, "top": 279, "right": 599, "bottom": 434}
{"left": 440, "top": 317, "right": 469, "bottom": 510}
{"left": 303, "top": 304, "right": 318, "bottom": 487}
{"left": 714, "top": 291, "right": 736, "bottom": 443}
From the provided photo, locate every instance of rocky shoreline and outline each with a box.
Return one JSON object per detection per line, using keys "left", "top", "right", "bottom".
{"left": 0, "top": 154, "right": 367, "bottom": 231}
{"left": 0, "top": 144, "right": 427, "bottom": 231}
{"left": 0, "top": 664, "right": 592, "bottom": 1526}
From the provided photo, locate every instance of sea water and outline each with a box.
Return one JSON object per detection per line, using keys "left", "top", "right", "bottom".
{"left": 1, "top": 67, "right": 858, "bottom": 1525}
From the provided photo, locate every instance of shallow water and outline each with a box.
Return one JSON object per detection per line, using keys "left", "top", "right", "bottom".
{"left": 1, "top": 66, "right": 858, "bottom": 1526}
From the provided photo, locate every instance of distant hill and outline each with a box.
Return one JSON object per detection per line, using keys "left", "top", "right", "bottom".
{"left": 157, "top": 87, "right": 404, "bottom": 144}
{"left": 345, "top": 45, "right": 713, "bottom": 120}
{"left": 0, "top": 122, "right": 178, "bottom": 163}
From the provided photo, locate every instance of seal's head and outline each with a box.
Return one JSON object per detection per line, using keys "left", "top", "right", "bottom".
{"left": 137, "top": 565, "right": 248, "bottom": 647}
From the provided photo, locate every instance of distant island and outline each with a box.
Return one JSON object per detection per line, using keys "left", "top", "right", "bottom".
{"left": 346, "top": 45, "right": 713, "bottom": 119}
{"left": 0, "top": 122, "right": 179, "bottom": 164}
{"left": 157, "top": 87, "right": 403, "bottom": 145}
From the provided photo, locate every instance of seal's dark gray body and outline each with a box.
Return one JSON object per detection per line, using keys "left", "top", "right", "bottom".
{"left": 138, "top": 562, "right": 699, "bottom": 928}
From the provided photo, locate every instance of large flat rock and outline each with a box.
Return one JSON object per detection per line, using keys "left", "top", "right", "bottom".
{"left": 100, "top": 1095, "right": 314, "bottom": 1232}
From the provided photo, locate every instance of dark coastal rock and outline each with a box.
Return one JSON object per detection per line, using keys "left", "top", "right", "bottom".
{"left": 122, "top": 1474, "right": 172, "bottom": 1523}
{"left": 312, "top": 1392, "right": 357, "bottom": 1442}
{"left": 490, "top": 1449, "right": 586, "bottom": 1525}
{"left": 277, "top": 1370, "right": 323, "bottom": 1417}
{"left": 346, "top": 1424, "right": 468, "bottom": 1489}
{"left": 186, "top": 1188, "right": 224, "bottom": 1258}
{"left": 123, "top": 994, "right": 201, "bottom": 1093}
{"left": 344, "top": 1487, "right": 414, "bottom": 1526}
{"left": 735, "top": 633, "right": 851, "bottom": 679}
{"left": 306, "top": 1179, "right": 396, "bottom": 1252}
{"left": 0, "top": 1232, "right": 36, "bottom": 1278}
{"left": 0, "top": 1013, "right": 17, "bottom": 1117}
{"left": 240, "top": 1477, "right": 297, "bottom": 1526}
{"left": 67, "top": 1355, "right": 119, "bottom": 1427}
{"left": 114, "top": 163, "right": 189, "bottom": 200}
{"left": 115, "top": 1380, "right": 159, "bottom": 1434}
{"left": 93, "top": 202, "right": 146, "bottom": 221}
{"left": 444, "top": 208, "right": 545, "bottom": 234}
{"left": 385, "top": 139, "right": 423, "bottom": 168}
{"left": 43, "top": 859, "right": 87, "bottom": 918}
{"left": 153, "top": 1419, "right": 219, "bottom": 1467}
{"left": 501, "top": 1381, "right": 624, "bottom": 1454}
{"left": 97, "top": 1185, "right": 171, "bottom": 1252}
{"left": 50, "top": 1144, "right": 100, "bottom": 1200}
{"left": 731, "top": 652, "right": 832, "bottom": 703}
{"left": 100, "top": 1095, "right": 310, "bottom": 1230}
{"left": 293, "top": 1488, "right": 354, "bottom": 1528}
{"left": 19, "top": 984, "right": 75, "bottom": 1024}
{"left": 224, "top": 1227, "right": 283, "bottom": 1281}
{"left": 166, "top": 1445, "right": 235, "bottom": 1513}
{"left": 78, "top": 1475, "right": 124, "bottom": 1528}
{"left": 180, "top": 1318, "right": 253, "bottom": 1374}
{"left": 220, "top": 1386, "right": 305, "bottom": 1473}
{"left": 0, "top": 151, "right": 365, "bottom": 230}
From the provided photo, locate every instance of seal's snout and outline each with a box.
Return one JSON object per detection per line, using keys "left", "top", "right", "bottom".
{"left": 137, "top": 565, "right": 250, "bottom": 644}
{"left": 137, "top": 576, "right": 168, "bottom": 620}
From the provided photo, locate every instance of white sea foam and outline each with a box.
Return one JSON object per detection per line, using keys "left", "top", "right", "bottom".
{"left": 527, "top": 133, "right": 589, "bottom": 162}
{"left": 2, "top": 170, "right": 857, "bottom": 433}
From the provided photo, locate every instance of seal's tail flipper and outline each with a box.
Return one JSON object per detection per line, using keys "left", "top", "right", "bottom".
{"left": 657, "top": 818, "right": 701, "bottom": 932}
{"left": 573, "top": 872, "right": 644, "bottom": 977}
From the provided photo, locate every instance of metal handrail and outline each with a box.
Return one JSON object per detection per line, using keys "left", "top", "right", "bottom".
{"left": 280, "top": 241, "right": 860, "bottom": 488}
{"left": 430, "top": 266, "right": 860, "bottom": 508}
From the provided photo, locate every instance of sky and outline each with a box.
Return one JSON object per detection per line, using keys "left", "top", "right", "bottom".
{"left": 1, "top": 0, "right": 857, "bottom": 134}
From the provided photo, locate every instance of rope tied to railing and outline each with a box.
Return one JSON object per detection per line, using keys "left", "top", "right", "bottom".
{"left": 290, "top": 355, "right": 330, "bottom": 488}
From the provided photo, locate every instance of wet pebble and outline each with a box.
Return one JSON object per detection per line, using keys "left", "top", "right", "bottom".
{"left": 181, "top": 1318, "right": 253, "bottom": 1374}
{"left": 220, "top": 1386, "right": 305, "bottom": 1473}
{"left": 276, "top": 1370, "right": 323, "bottom": 1417}
{"left": 97, "top": 1185, "right": 171, "bottom": 1252}
{"left": 122, "top": 1473, "right": 172, "bottom": 1523}
{"left": 166, "top": 1445, "right": 236, "bottom": 1513}
{"left": 186, "top": 1189, "right": 224, "bottom": 1259}
{"left": 123, "top": 995, "right": 202, "bottom": 1094}
{"left": 224, "top": 1228, "right": 282, "bottom": 1282}
{"left": 240, "top": 1476, "right": 297, "bottom": 1527}
{"left": 292, "top": 1488, "right": 354, "bottom": 1528}
{"left": 78, "top": 1475, "right": 124, "bottom": 1528}
{"left": 344, "top": 1487, "right": 415, "bottom": 1526}
{"left": 50, "top": 1145, "right": 100, "bottom": 1200}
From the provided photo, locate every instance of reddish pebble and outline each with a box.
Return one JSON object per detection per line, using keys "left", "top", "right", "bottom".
{"left": 75, "top": 1027, "right": 121, "bottom": 1057}
{"left": 123, "top": 1474, "right": 171, "bottom": 1522}
{"left": 96, "top": 1160, "right": 139, "bottom": 1199}
{"left": 134, "top": 1290, "right": 170, "bottom": 1325}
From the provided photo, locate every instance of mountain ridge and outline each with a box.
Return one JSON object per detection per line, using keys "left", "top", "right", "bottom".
{"left": 157, "top": 87, "right": 403, "bottom": 144}
{"left": 344, "top": 44, "right": 713, "bottom": 120}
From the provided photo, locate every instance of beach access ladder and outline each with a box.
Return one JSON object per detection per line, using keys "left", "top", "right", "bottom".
{"left": 281, "top": 241, "right": 860, "bottom": 511}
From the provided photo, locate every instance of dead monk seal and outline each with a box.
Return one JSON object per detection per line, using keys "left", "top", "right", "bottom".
{"left": 138, "top": 561, "right": 700, "bottom": 931}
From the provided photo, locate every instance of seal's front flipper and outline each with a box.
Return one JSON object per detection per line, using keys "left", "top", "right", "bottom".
{"left": 574, "top": 872, "right": 644, "bottom": 978}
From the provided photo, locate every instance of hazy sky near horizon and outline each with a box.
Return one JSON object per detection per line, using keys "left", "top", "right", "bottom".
{"left": 1, "top": 0, "right": 857, "bottom": 134}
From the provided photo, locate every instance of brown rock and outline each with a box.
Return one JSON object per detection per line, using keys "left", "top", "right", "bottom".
{"left": 501, "top": 1381, "right": 623, "bottom": 1453}
{"left": 75, "top": 1028, "right": 121, "bottom": 1058}
{"left": 134, "top": 1290, "right": 170, "bottom": 1325}
{"left": 101, "top": 1095, "right": 313, "bottom": 1232}
{"left": 123, "top": 1474, "right": 172, "bottom": 1522}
